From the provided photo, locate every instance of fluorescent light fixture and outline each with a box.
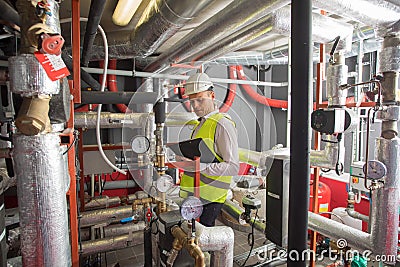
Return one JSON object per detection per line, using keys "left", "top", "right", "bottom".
{"left": 112, "top": 0, "right": 142, "bottom": 26}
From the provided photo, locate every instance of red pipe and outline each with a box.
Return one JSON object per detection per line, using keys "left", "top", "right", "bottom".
{"left": 219, "top": 66, "right": 237, "bottom": 113}
{"left": 106, "top": 59, "right": 130, "bottom": 113}
{"left": 236, "top": 65, "right": 288, "bottom": 109}
{"left": 236, "top": 65, "right": 370, "bottom": 110}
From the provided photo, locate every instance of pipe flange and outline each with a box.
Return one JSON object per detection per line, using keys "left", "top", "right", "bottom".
{"left": 379, "top": 46, "right": 400, "bottom": 73}
{"left": 8, "top": 54, "right": 60, "bottom": 97}
{"left": 376, "top": 106, "right": 400, "bottom": 121}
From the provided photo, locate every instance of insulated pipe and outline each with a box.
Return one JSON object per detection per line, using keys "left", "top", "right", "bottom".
{"left": 80, "top": 231, "right": 144, "bottom": 256}
{"left": 74, "top": 112, "right": 150, "bottom": 129}
{"left": 80, "top": 221, "right": 145, "bottom": 241}
{"left": 0, "top": 0, "right": 20, "bottom": 26}
{"left": 308, "top": 212, "right": 372, "bottom": 251}
{"left": 189, "top": 6, "right": 353, "bottom": 64}
{"left": 370, "top": 137, "right": 400, "bottom": 263}
{"left": 145, "top": 0, "right": 291, "bottom": 73}
{"left": 310, "top": 135, "right": 344, "bottom": 170}
{"left": 80, "top": 205, "right": 133, "bottom": 228}
{"left": 312, "top": 0, "right": 400, "bottom": 31}
{"left": 92, "top": 0, "right": 214, "bottom": 59}
{"left": 74, "top": 112, "right": 197, "bottom": 129}
{"left": 81, "top": 0, "right": 106, "bottom": 67}
{"left": 326, "top": 54, "right": 348, "bottom": 107}
{"left": 181, "top": 221, "right": 234, "bottom": 267}
{"left": 288, "top": 1, "right": 312, "bottom": 266}
{"left": 13, "top": 134, "right": 71, "bottom": 266}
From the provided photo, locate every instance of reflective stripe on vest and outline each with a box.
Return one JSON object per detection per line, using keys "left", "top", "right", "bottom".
{"left": 179, "top": 113, "right": 234, "bottom": 203}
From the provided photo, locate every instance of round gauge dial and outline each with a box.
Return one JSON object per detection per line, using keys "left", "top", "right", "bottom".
{"left": 180, "top": 196, "right": 203, "bottom": 220}
{"left": 130, "top": 136, "right": 150, "bottom": 154}
{"left": 363, "top": 160, "right": 387, "bottom": 180}
{"left": 156, "top": 174, "right": 174, "bottom": 193}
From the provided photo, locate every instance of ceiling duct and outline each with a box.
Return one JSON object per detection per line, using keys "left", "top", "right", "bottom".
{"left": 144, "top": 0, "right": 291, "bottom": 73}
{"left": 91, "top": 0, "right": 214, "bottom": 59}
{"left": 186, "top": 6, "right": 353, "bottom": 66}
{"left": 312, "top": 0, "right": 400, "bottom": 34}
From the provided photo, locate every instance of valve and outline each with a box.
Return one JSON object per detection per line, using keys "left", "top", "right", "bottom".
{"left": 40, "top": 33, "right": 64, "bottom": 55}
{"left": 145, "top": 207, "right": 152, "bottom": 223}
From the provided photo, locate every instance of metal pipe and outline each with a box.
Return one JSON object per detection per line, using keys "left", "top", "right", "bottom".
{"left": 80, "top": 205, "right": 133, "bottom": 227}
{"left": 327, "top": 53, "right": 348, "bottom": 107}
{"left": 310, "top": 135, "right": 344, "bottom": 169}
{"left": 171, "top": 225, "right": 205, "bottom": 267}
{"left": 288, "top": 1, "right": 312, "bottom": 266}
{"left": 181, "top": 221, "right": 234, "bottom": 267}
{"left": 13, "top": 134, "right": 71, "bottom": 266}
{"left": 81, "top": 67, "right": 288, "bottom": 87}
{"left": 144, "top": 0, "right": 290, "bottom": 73}
{"left": 0, "top": 0, "right": 20, "bottom": 26}
{"left": 81, "top": 91, "right": 158, "bottom": 105}
{"left": 80, "top": 221, "right": 145, "bottom": 241}
{"left": 371, "top": 137, "right": 400, "bottom": 263}
{"left": 312, "top": 0, "right": 400, "bottom": 30}
{"left": 74, "top": 112, "right": 151, "bottom": 129}
{"left": 80, "top": 231, "right": 144, "bottom": 256}
{"left": 346, "top": 209, "right": 369, "bottom": 222}
{"left": 188, "top": 5, "right": 353, "bottom": 64}
{"left": 81, "top": 0, "right": 106, "bottom": 66}
{"left": 308, "top": 212, "right": 372, "bottom": 251}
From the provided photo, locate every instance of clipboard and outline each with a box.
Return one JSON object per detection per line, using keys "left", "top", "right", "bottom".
{"left": 167, "top": 138, "right": 218, "bottom": 163}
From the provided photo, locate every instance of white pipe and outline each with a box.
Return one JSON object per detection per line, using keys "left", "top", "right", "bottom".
{"left": 61, "top": 17, "right": 126, "bottom": 175}
{"left": 181, "top": 221, "right": 234, "bottom": 267}
{"left": 81, "top": 67, "right": 288, "bottom": 87}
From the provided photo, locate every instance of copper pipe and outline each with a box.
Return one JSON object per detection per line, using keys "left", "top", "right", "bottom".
{"left": 131, "top": 197, "right": 153, "bottom": 211}
{"left": 170, "top": 226, "right": 205, "bottom": 267}
{"left": 72, "top": 0, "right": 81, "bottom": 103}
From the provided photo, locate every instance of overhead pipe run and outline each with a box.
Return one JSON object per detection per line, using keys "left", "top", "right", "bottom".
{"left": 312, "top": 0, "right": 400, "bottom": 34}
{"left": 188, "top": 5, "right": 353, "bottom": 65}
{"left": 92, "top": 0, "right": 214, "bottom": 59}
{"left": 81, "top": 0, "right": 106, "bottom": 66}
{"left": 145, "top": 0, "right": 291, "bottom": 73}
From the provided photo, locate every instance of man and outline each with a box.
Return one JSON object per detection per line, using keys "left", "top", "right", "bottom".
{"left": 179, "top": 73, "right": 239, "bottom": 227}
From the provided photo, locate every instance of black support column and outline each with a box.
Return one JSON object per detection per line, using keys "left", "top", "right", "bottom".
{"left": 288, "top": 0, "right": 312, "bottom": 266}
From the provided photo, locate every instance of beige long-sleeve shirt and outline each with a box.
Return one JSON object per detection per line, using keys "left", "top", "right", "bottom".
{"left": 192, "top": 110, "right": 240, "bottom": 177}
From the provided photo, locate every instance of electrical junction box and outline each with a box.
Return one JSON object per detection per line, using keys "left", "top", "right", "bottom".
{"left": 311, "top": 108, "right": 351, "bottom": 134}
{"left": 349, "top": 161, "right": 371, "bottom": 193}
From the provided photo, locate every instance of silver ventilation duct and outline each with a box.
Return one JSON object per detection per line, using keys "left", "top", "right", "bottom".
{"left": 312, "top": 0, "right": 400, "bottom": 33}
{"left": 12, "top": 134, "right": 71, "bottom": 267}
{"left": 188, "top": 5, "right": 353, "bottom": 65}
{"left": 91, "top": 0, "right": 214, "bottom": 59}
{"left": 145, "top": 0, "right": 291, "bottom": 72}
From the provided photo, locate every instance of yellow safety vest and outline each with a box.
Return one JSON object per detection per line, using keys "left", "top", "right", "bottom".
{"left": 179, "top": 113, "right": 234, "bottom": 203}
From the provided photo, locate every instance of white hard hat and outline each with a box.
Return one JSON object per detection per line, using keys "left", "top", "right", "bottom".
{"left": 184, "top": 73, "right": 214, "bottom": 96}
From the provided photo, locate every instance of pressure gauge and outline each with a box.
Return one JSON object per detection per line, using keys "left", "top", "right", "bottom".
{"left": 363, "top": 160, "right": 387, "bottom": 180}
{"left": 180, "top": 196, "right": 203, "bottom": 220}
{"left": 130, "top": 136, "right": 150, "bottom": 154}
{"left": 156, "top": 174, "right": 174, "bottom": 193}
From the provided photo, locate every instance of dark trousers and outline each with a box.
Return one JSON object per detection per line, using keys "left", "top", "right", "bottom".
{"left": 199, "top": 202, "right": 224, "bottom": 227}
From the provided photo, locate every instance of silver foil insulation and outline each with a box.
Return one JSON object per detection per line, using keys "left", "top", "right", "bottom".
{"left": 12, "top": 133, "right": 71, "bottom": 267}
{"left": 8, "top": 54, "right": 60, "bottom": 97}
{"left": 379, "top": 46, "right": 400, "bottom": 73}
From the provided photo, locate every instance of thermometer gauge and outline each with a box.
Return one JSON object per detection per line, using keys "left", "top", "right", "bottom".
{"left": 130, "top": 135, "right": 150, "bottom": 154}
{"left": 156, "top": 174, "right": 174, "bottom": 193}
{"left": 363, "top": 160, "right": 387, "bottom": 180}
{"left": 180, "top": 196, "right": 203, "bottom": 220}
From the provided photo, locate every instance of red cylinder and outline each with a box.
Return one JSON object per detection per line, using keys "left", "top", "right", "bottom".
{"left": 309, "top": 181, "right": 331, "bottom": 217}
